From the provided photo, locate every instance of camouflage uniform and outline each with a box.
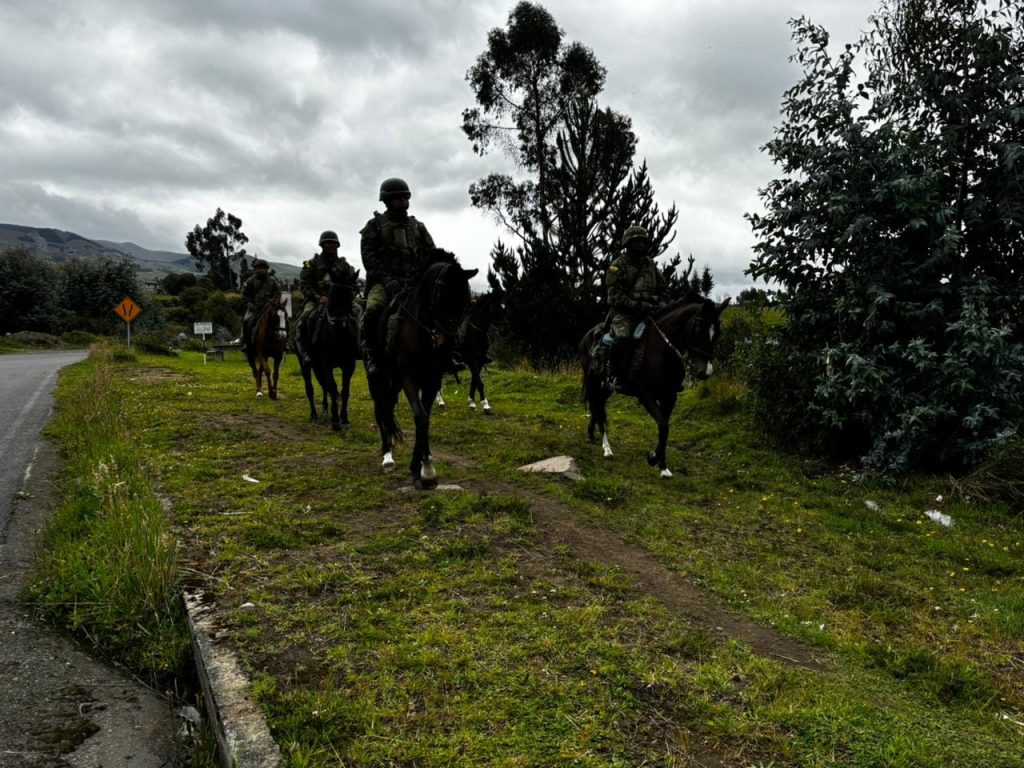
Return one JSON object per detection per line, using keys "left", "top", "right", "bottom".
{"left": 294, "top": 231, "right": 357, "bottom": 362}
{"left": 359, "top": 178, "right": 436, "bottom": 374}
{"left": 603, "top": 226, "right": 664, "bottom": 386}
{"left": 240, "top": 260, "right": 284, "bottom": 351}
{"left": 360, "top": 212, "right": 435, "bottom": 310}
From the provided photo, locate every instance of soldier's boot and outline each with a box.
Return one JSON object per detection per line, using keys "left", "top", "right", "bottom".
{"left": 607, "top": 338, "right": 631, "bottom": 392}
{"left": 240, "top": 319, "right": 252, "bottom": 353}
{"left": 294, "top": 317, "right": 311, "bottom": 365}
{"left": 361, "top": 310, "right": 383, "bottom": 377}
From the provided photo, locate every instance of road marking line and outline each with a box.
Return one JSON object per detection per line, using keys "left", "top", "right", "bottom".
{"left": 2, "top": 370, "right": 57, "bottom": 450}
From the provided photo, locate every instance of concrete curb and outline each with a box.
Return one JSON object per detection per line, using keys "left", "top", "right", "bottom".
{"left": 183, "top": 590, "right": 283, "bottom": 768}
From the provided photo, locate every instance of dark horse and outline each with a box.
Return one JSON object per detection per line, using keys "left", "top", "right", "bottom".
{"left": 366, "top": 250, "right": 478, "bottom": 488}
{"left": 436, "top": 290, "right": 510, "bottom": 414}
{"left": 299, "top": 277, "right": 362, "bottom": 430}
{"left": 579, "top": 296, "right": 731, "bottom": 477}
{"left": 246, "top": 296, "right": 288, "bottom": 400}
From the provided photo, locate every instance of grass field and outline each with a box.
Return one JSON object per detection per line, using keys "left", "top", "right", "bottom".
{"left": 34, "top": 346, "right": 1024, "bottom": 767}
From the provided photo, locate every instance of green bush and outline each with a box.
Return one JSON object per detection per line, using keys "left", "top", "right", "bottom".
{"left": 60, "top": 330, "right": 100, "bottom": 347}
{"left": 132, "top": 331, "right": 178, "bottom": 356}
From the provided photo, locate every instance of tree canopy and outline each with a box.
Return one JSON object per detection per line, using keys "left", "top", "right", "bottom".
{"left": 186, "top": 208, "right": 249, "bottom": 291}
{"left": 746, "top": 0, "right": 1024, "bottom": 474}
{"left": 464, "top": 2, "right": 682, "bottom": 360}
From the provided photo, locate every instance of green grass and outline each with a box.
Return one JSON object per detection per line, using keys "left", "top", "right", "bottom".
{"left": 41, "top": 348, "right": 1024, "bottom": 766}
{"left": 25, "top": 345, "right": 191, "bottom": 685}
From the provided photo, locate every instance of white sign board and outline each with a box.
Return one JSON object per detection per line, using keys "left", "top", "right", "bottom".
{"left": 193, "top": 322, "right": 214, "bottom": 335}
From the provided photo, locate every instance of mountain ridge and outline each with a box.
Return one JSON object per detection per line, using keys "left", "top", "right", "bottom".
{"left": 0, "top": 223, "right": 301, "bottom": 283}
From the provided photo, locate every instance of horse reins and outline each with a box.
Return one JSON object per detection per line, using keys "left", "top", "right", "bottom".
{"left": 648, "top": 305, "right": 713, "bottom": 365}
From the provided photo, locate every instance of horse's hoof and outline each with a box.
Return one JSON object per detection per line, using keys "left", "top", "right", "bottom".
{"left": 483, "top": 406, "right": 492, "bottom": 415}
{"left": 256, "top": 391, "right": 263, "bottom": 398}
{"left": 416, "top": 476, "right": 438, "bottom": 491}
{"left": 331, "top": 421, "right": 341, "bottom": 432}
{"left": 469, "top": 401, "right": 477, "bottom": 411}
{"left": 269, "top": 393, "right": 278, "bottom": 401}
{"left": 660, "top": 468, "right": 674, "bottom": 479}
{"left": 382, "top": 452, "right": 396, "bottom": 473}
{"left": 647, "top": 451, "right": 658, "bottom": 467}
{"left": 437, "top": 402, "right": 446, "bottom": 411}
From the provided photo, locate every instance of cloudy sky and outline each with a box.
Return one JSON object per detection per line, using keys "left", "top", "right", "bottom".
{"left": 0, "top": 0, "right": 875, "bottom": 296}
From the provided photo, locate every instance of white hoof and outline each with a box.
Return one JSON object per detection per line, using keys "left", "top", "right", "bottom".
{"left": 660, "top": 468, "right": 673, "bottom": 479}
{"left": 602, "top": 434, "right": 614, "bottom": 458}
{"left": 482, "top": 399, "right": 492, "bottom": 414}
{"left": 382, "top": 452, "right": 395, "bottom": 473}
{"left": 421, "top": 458, "right": 437, "bottom": 481}
{"left": 469, "top": 400, "right": 477, "bottom": 410}
{"left": 256, "top": 391, "right": 263, "bottom": 398}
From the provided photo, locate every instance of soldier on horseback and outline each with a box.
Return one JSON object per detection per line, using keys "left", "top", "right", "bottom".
{"left": 359, "top": 177, "right": 463, "bottom": 376}
{"left": 294, "top": 230, "right": 358, "bottom": 365}
{"left": 240, "top": 258, "right": 284, "bottom": 353}
{"left": 602, "top": 225, "right": 665, "bottom": 391}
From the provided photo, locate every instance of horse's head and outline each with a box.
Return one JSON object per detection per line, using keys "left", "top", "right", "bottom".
{"left": 419, "top": 250, "right": 478, "bottom": 338}
{"left": 684, "top": 297, "right": 731, "bottom": 380}
{"left": 327, "top": 271, "right": 359, "bottom": 318}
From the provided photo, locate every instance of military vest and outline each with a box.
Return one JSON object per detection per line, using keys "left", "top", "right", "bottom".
{"left": 362, "top": 212, "right": 432, "bottom": 282}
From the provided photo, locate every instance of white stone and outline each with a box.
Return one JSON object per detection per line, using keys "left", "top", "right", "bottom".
{"left": 518, "top": 456, "right": 582, "bottom": 481}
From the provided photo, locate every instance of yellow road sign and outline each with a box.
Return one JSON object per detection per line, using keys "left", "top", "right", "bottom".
{"left": 114, "top": 297, "right": 141, "bottom": 323}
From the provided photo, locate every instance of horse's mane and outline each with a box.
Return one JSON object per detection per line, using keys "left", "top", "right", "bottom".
{"left": 653, "top": 293, "right": 709, "bottom": 320}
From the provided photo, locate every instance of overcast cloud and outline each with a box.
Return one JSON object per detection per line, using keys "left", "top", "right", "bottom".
{"left": 0, "top": 0, "right": 875, "bottom": 296}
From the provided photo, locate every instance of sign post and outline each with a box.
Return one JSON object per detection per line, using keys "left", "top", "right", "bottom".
{"left": 193, "top": 322, "right": 214, "bottom": 363}
{"left": 113, "top": 297, "right": 142, "bottom": 349}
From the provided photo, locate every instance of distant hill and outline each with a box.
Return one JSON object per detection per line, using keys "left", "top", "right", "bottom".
{"left": 0, "top": 224, "right": 301, "bottom": 286}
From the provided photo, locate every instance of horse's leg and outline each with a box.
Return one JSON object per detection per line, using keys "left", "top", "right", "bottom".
{"left": 436, "top": 387, "right": 446, "bottom": 410}
{"left": 403, "top": 381, "right": 435, "bottom": 489}
{"left": 301, "top": 361, "right": 317, "bottom": 421}
{"left": 269, "top": 353, "right": 281, "bottom": 400}
{"left": 585, "top": 373, "right": 613, "bottom": 457}
{"left": 246, "top": 353, "right": 259, "bottom": 397}
{"left": 378, "top": 387, "right": 397, "bottom": 472}
{"left": 338, "top": 360, "right": 354, "bottom": 428}
{"left": 638, "top": 390, "right": 676, "bottom": 477}
{"left": 312, "top": 362, "right": 340, "bottom": 429}
{"left": 472, "top": 363, "right": 491, "bottom": 414}
{"left": 467, "top": 361, "right": 478, "bottom": 410}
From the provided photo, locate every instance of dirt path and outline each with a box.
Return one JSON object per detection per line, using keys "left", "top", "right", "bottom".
{"left": 431, "top": 448, "right": 827, "bottom": 673}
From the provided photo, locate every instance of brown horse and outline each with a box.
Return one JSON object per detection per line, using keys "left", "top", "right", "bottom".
{"left": 246, "top": 296, "right": 288, "bottom": 400}
{"left": 579, "top": 296, "right": 730, "bottom": 477}
{"left": 365, "top": 250, "right": 478, "bottom": 488}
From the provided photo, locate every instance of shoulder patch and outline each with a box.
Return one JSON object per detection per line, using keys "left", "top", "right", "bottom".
{"left": 608, "top": 265, "right": 620, "bottom": 273}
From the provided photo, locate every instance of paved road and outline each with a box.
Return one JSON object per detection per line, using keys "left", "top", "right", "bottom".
{"left": 0, "top": 352, "right": 85, "bottom": 541}
{"left": 0, "top": 351, "right": 177, "bottom": 768}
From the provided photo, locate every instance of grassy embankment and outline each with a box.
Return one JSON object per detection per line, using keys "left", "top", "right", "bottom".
{"left": 34, "top": 344, "right": 1024, "bottom": 767}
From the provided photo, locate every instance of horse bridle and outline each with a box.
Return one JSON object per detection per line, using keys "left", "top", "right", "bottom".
{"left": 398, "top": 262, "right": 462, "bottom": 345}
{"left": 649, "top": 307, "right": 714, "bottom": 365}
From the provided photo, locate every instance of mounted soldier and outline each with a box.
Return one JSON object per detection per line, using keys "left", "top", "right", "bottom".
{"left": 360, "top": 177, "right": 464, "bottom": 376}
{"left": 239, "top": 258, "right": 283, "bottom": 353}
{"left": 602, "top": 225, "right": 665, "bottom": 391}
{"left": 294, "top": 230, "right": 358, "bottom": 365}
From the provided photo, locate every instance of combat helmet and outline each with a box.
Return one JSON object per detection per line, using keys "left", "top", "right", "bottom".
{"left": 252, "top": 258, "right": 269, "bottom": 269}
{"left": 318, "top": 230, "right": 340, "bottom": 246}
{"left": 379, "top": 177, "right": 411, "bottom": 201}
{"left": 621, "top": 225, "right": 651, "bottom": 248}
